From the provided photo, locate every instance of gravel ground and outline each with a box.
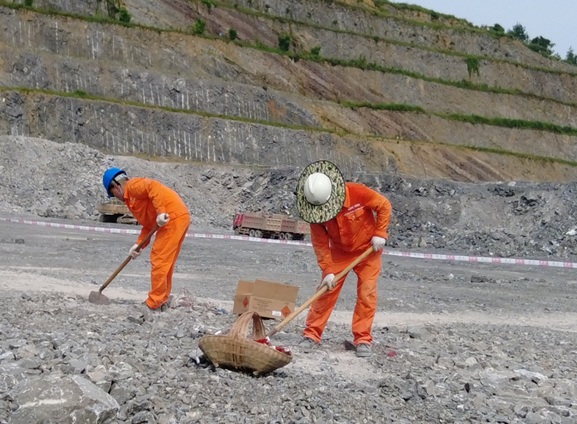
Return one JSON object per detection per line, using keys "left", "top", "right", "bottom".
{"left": 1, "top": 217, "right": 577, "bottom": 423}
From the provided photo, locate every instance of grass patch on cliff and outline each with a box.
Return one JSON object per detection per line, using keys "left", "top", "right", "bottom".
{"left": 446, "top": 114, "right": 577, "bottom": 136}
{"left": 459, "top": 145, "right": 577, "bottom": 167}
{"left": 381, "top": 137, "right": 577, "bottom": 168}
{"left": 343, "top": 102, "right": 426, "bottom": 113}
{"left": 347, "top": 101, "right": 577, "bottom": 136}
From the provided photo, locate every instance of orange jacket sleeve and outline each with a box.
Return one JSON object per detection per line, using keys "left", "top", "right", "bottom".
{"left": 355, "top": 184, "right": 392, "bottom": 239}
{"left": 310, "top": 223, "right": 334, "bottom": 276}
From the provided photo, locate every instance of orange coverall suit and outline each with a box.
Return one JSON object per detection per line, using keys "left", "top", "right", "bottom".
{"left": 124, "top": 178, "right": 190, "bottom": 309}
{"left": 303, "top": 182, "right": 392, "bottom": 345}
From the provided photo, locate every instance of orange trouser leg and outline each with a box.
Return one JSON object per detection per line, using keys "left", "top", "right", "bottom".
{"left": 303, "top": 274, "right": 349, "bottom": 343}
{"left": 303, "top": 251, "right": 382, "bottom": 343}
{"left": 351, "top": 251, "right": 381, "bottom": 345}
{"left": 146, "top": 215, "right": 189, "bottom": 309}
{"left": 164, "top": 218, "right": 189, "bottom": 303}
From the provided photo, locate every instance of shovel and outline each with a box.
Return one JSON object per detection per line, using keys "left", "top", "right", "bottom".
{"left": 88, "top": 224, "right": 160, "bottom": 305}
{"left": 266, "top": 246, "right": 375, "bottom": 339}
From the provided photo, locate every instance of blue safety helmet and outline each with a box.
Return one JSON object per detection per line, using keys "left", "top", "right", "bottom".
{"left": 102, "top": 167, "right": 127, "bottom": 197}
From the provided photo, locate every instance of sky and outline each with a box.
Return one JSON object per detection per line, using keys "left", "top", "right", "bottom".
{"left": 396, "top": 0, "right": 576, "bottom": 57}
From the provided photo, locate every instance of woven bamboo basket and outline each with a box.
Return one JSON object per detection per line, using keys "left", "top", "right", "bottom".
{"left": 198, "top": 311, "right": 292, "bottom": 375}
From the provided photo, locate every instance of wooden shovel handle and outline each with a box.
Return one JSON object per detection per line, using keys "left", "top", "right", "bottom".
{"left": 97, "top": 224, "right": 160, "bottom": 294}
{"left": 267, "top": 246, "right": 376, "bottom": 338}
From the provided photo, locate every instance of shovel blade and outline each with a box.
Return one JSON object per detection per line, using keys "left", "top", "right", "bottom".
{"left": 89, "top": 291, "right": 111, "bottom": 305}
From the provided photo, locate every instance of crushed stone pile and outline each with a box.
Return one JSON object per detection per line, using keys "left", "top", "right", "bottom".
{"left": 1, "top": 136, "right": 577, "bottom": 259}
{"left": 0, "top": 136, "right": 296, "bottom": 231}
{"left": 0, "top": 292, "right": 576, "bottom": 423}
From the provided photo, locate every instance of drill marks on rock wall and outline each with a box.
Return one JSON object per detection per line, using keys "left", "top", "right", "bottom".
{"left": 11, "top": 46, "right": 562, "bottom": 161}
{"left": 1, "top": 83, "right": 384, "bottom": 174}
{"left": 0, "top": 12, "right": 313, "bottom": 128}
{"left": 10, "top": 123, "right": 21, "bottom": 137}
{"left": 3, "top": 51, "right": 310, "bottom": 126}
{"left": 7, "top": 18, "right": 147, "bottom": 70}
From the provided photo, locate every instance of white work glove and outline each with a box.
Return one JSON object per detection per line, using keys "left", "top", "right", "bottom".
{"left": 128, "top": 244, "right": 141, "bottom": 259}
{"left": 371, "top": 236, "right": 387, "bottom": 252}
{"left": 156, "top": 213, "right": 170, "bottom": 227}
{"left": 317, "top": 273, "right": 336, "bottom": 291}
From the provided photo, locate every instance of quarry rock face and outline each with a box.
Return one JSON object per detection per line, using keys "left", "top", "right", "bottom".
{"left": 1, "top": 2, "right": 577, "bottom": 182}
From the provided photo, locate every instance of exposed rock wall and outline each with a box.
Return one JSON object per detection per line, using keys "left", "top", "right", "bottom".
{"left": 9, "top": 2, "right": 577, "bottom": 107}
{"left": 2, "top": 8, "right": 576, "bottom": 130}
{"left": 2, "top": 7, "right": 577, "bottom": 148}
{"left": 0, "top": 89, "right": 397, "bottom": 175}
{"left": 5, "top": 90, "right": 577, "bottom": 184}
{"left": 1, "top": 2, "right": 577, "bottom": 184}
{"left": 196, "top": 3, "right": 577, "bottom": 105}
{"left": 0, "top": 49, "right": 320, "bottom": 128}
{"left": 4, "top": 48, "right": 577, "bottom": 164}
{"left": 212, "top": 0, "right": 577, "bottom": 73}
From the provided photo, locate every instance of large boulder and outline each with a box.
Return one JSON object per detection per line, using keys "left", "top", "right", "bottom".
{"left": 10, "top": 374, "right": 119, "bottom": 424}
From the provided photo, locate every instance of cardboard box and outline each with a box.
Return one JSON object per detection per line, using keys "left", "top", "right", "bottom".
{"left": 233, "top": 279, "right": 299, "bottom": 319}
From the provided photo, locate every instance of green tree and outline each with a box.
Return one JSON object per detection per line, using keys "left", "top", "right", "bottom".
{"left": 508, "top": 23, "right": 529, "bottom": 42}
{"left": 528, "top": 36, "right": 554, "bottom": 56}
{"left": 465, "top": 57, "right": 480, "bottom": 78}
{"left": 490, "top": 23, "right": 505, "bottom": 35}
{"left": 228, "top": 28, "right": 237, "bottom": 40}
{"left": 566, "top": 47, "right": 577, "bottom": 65}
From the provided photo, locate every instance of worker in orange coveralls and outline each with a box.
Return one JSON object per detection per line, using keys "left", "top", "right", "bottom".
{"left": 102, "top": 167, "right": 190, "bottom": 311}
{"left": 295, "top": 160, "right": 392, "bottom": 357}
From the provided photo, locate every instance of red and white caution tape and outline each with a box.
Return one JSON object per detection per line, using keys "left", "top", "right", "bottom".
{"left": 0, "top": 218, "right": 311, "bottom": 245}
{"left": 383, "top": 250, "right": 577, "bottom": 268}
{"left": 1, "top": 218, "right": 142, "bottom": 235}
{"left": 2, "top": 217, "right": 577, "bottom": 268}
